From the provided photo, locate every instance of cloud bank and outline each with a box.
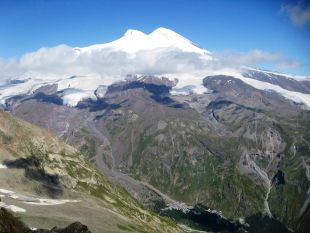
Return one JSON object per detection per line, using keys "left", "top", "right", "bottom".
{"left": 0, "top": 46, "right": 210, "bottom": 81}
{"left": 0, "top": 45, "right": 301, "bottom": 85}
{"left": 215, "top": 49, "right": 301, "bottom": 69}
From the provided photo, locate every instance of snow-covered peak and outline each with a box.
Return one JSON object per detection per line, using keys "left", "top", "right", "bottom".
{"left": 124, "top": 29, "right": 147, "bottom": 37}
{"left": 78, "top": 27, "right": 211, "bottom": 56}
{"left": 150, "top": 27, "right": 186, "bottom": 40}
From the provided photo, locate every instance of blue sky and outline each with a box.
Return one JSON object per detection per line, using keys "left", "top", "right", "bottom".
{"left": 0, "top": 0, "right": 310, "bottom": 75}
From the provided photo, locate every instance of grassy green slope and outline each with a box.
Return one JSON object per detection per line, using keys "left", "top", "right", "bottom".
{"left": 0, "top": 110, "right": 184, "bottom": 233}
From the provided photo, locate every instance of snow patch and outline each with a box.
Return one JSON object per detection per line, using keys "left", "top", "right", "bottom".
{"left": 0, "top": 164, "right": 7, "bottom": 169}
{"left": 24, "top": 199, "right": 80, "bottom": 206}
{"left": 61, "top": 90, "right": 97, "bottom": 107}
{"left": 165, "top": 72, "right": 209, "bottom": 95}
{"left": 0, "top": 187, "right": 80, "bottom": 208}
{"left": 0, "top": 202, "right": 26, "bottom": 213}
{"left": 244, "top": 67, "right": 310, "bottom": 81}
{"left": 0, "top": 188, "right": 14, "bottom": 194}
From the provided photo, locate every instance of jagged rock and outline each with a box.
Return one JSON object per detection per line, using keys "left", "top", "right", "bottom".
{"left": 51, "top": 222, "right": 91, "bottom": 233}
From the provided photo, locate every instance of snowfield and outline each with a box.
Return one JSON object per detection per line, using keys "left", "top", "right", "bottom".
{"left": 228, "top": 69, "right": 310, "bottom": 107}
{"left": 0, "top": 187, "right": 80, "bottom": 213}
{"left": 0, "top": 164, "right": 7, "bottom": 169}
{"left": 78, "top": 27, "right": 212, "bottom": 56}
{"left": 0, "top": 202, "right": 26, "bottom": 213}
{"left": 24, "top": 198, "right": 80, "bottom": 206}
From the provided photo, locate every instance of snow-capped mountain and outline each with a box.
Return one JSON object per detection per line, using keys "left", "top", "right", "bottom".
{"left": 2, "top": 28, "right": 310, "bottom": 233}
{"left": 0, "top": 27, "right": 310, "bottom": 107}
{"left": 77, "top": 27, "right": 211, "bottom": 56}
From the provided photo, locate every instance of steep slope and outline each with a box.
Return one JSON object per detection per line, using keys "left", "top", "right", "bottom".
{"left": 6, "top": 75, "right": 310, "bottom": 232}
{"left": 0, "top": 109, "right": 184, "bottom": 233}
{"left": 242, "top": 67, "right": 310, "bottom": 94}
{"left": 1, "top": 27, "right": 310, "bottom": 232}
{"left": 96, "top": 77, "right": 310, "bottom": 231}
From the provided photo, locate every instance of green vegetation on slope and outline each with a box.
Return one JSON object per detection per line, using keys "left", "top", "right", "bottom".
{"left": 0, "top": 110, "right": 184, "bottom": 233}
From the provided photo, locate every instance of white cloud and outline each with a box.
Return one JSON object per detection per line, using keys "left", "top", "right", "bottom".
{"left": 0, "top": 46, "right": 210, "bottom": 82}
{"left": 276, "top": 60, "right": 301, "bottom": 69}
{"left": 213, "top": 49, "right": 301, "bottom": 70}
{"left": 281, "top": 1, "right": 310, "bottom": 27}
{"left": 0, "top": 46, "right": 301, "bottom": 86}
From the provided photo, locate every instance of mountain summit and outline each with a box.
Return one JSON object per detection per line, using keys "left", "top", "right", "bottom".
{"left": 77, "top": 27, "right": 211, "bottom": 55}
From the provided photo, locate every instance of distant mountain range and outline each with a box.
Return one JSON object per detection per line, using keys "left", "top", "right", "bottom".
{"left": 0, "top": 28, "right": 309, "bottom": 232}
{"left": 0, "top": 27, "right": 309, "bottom": 107}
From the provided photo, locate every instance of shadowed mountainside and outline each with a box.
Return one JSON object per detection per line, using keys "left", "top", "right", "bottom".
{"left": 4, "top": 74, "right": 310, "bottom": 232}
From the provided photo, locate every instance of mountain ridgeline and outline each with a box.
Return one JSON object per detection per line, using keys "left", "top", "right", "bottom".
{"left": 3, "top": 71, "right": 309, "bottom": 233}
{"left": 0, "top": 28, "right": 310, "bottom": 233}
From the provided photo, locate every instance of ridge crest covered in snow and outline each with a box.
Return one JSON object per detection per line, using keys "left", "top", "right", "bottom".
{"left": 77, "top": 27, "right": 211, "bottom": 55}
